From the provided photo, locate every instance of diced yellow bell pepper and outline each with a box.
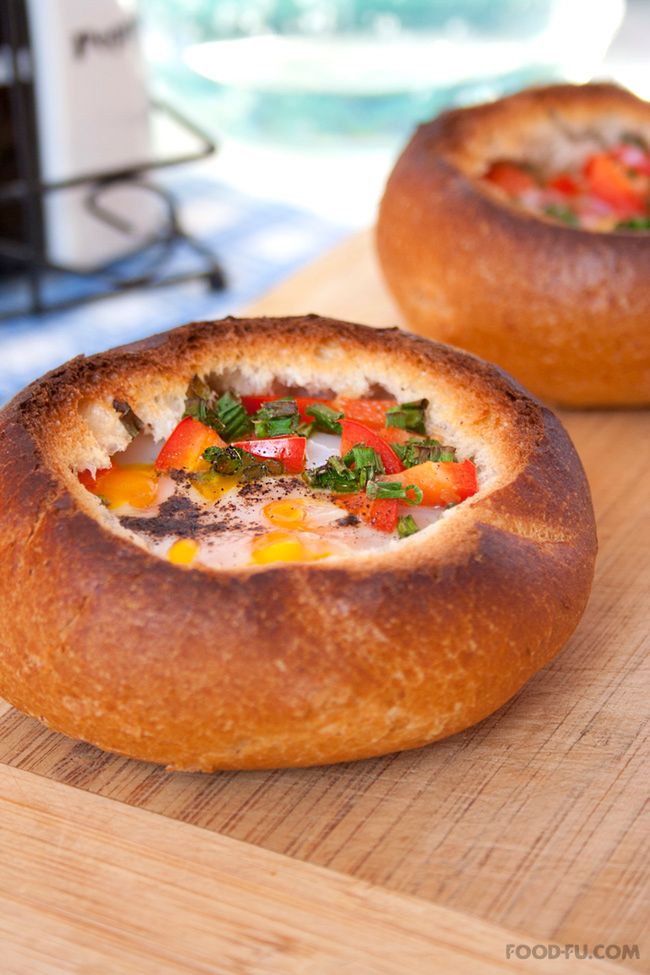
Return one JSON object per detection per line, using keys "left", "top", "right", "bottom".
{"left": 167, "top": 538, "right": 199, "bottom": 565}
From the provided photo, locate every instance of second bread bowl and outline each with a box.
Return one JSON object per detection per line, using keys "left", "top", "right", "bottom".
{"left": 377, "top": 83, "right": 650, "bottom": 407}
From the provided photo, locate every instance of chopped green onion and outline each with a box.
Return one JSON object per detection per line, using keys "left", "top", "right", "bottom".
{"left": 543, "top": 204, "right": 578, "bottom": 226}
{"left": 112, "top": 399, "right": 143, "bottom": 438}
{"left": 385, "top": 399, "right": 428, "bottom": 434}
{"left": 306, "top": 444, "right": 384, "bottom": 493}
{"left": 615, "top": 216, "right": 650, "bottom": 231}
{"left": 342, "top": 444, "right": 384, "bottom": 488}
{"left": 392, "top": 438, "right": 456, "bottom": 468}
{"left": 203, "top": 445, "right": 240, "bottom": 474}
{"left": 296, "top": 420, "right": 315, "bottom": 438}
{"left": 305, "top": 402, "right": 343, "bottom": 434}
{"left": 621, "top": 132, "right": 649, "bottom": 150}
{"left": 185, "top": 375, "right": 212, "bottom": 402}
{"left": 397, "top": 515, "right": 419, "bottom": 538}
{"left": 405, "top": 485, "right": 424, "bottom": 506}
{"left": 304, "top": 455, "right": 359, "bottom": 493}
{"left": 253, "top": 398, "right": 300, "bottom": 438}
{"left": 202, "top": 445, "right": 283, "bottom": 480}
{"left": 366, "top": 481, "right": 423, "bottom": 505}
{"left": 183, "top": 376, "right": 222, "bottom": 432}
{"left": 183, "top": 377, "right": 251, "bottom": 440}
{"left": 215, "top": 391, "right": 252, "bottom": 441}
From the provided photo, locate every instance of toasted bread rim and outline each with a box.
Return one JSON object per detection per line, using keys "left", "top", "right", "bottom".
{"left": 0, "top": 316, "right": 597, "bottom": 769}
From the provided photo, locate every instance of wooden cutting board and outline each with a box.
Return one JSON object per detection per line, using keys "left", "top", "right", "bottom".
{"left": 1, "top": 231, "right": 648, "bottom": 974}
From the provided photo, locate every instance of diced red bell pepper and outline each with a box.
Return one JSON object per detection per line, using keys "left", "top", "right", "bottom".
{"left": 233, "top": 435, "right": 307, "bottom": 474}
{"left": 334, "top": 492, "right": 398, "bottom": 534}
{"left": 380, "top": 425, "right": 415, "bottom": 446}
{"left": 339, "top": 419, "right": 403, "bottom": 474}
{"left": 583, "top": 153, "right": 646, "bottom": 212}
{"left": 382, "top": 459, "right": 478, "bottom": 507}
{"left": 241, "top": 394, "right": 267, "bottom": 416}
{"left": 484, "top": 161, "right": 537, "bottom": 196}
{"left": 548, "top": 173, "right": 579, "bottom": 196}
{"left": 78, "top": 467, "right": 109, "bottom": 492}
{"left": 332, "top": 398, "right": 396, "bottom": 430}
{"left": 241, "top": 394, "right": 398, "bottom": 430}
{"left": 155, "top": 416, "right": 225, "bottom": 473}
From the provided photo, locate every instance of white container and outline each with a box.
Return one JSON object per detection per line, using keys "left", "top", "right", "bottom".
{"left": 26, "top": 0, "right": 159, "bottom": 268}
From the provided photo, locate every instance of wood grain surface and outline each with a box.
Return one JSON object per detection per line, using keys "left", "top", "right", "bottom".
{"left": 1, "top": 231, "right": 648, "bottom": 971}
{"left": 10, "top": 763, "right": 616, "bottom": 975}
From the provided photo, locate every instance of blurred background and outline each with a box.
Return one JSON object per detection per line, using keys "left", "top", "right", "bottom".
{"left": 0, "top": 0, "right": 646, "bottom": 401}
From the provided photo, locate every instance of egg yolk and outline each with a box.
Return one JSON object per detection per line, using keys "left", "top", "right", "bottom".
{"left": 251, "top": 530, "right": 331, "bottom": 565}
{"left": 93, "top": 464, "right": 159, "bottom": 510}
{"left": 263, "top": 498, "right": 306, "bottom": 528}
{"left": 167, "top": 538, "right": 199, "bottom": 565}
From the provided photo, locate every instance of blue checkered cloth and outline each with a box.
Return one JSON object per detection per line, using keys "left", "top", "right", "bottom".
{"left": 0, "top": 169, "right": 350, "bottom": 404}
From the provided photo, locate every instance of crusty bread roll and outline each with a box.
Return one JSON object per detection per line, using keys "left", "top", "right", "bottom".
{"left": 0, "top": 316, "right": 596, "bottom": 769}
{"left": 377, "top": 83, "right": 650, "bottom": 407}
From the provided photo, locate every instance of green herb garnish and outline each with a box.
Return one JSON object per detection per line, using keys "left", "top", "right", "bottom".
{"left": 183, "top": 376, "right": 222, "bottom": 432}
{"left": 305, "top": 402, "right": 344, "bottom": 434}
{"left": 296, "top": 420, "right": 315, "bottom": 438}
{"left": 216, "top": 391, "right": 252, "bottom": 441}
{"left": 112, "top": 399, "right": 143, "bottom": 438}
{"left": 615, "top": 216, "right": 650, "bottom": 231}
{"left": 253, "top": 398, "right": 300, "bottom": 438}
{"left": 543, "top": 204, "right": 578, "bottom": 226}
{"left": 202, "top": 445, "right": 283, "bottom": 481}
{"left": 306, "top": 443, "right": 385, "bottom": 493}
{"left": 342, "top": 444, "right": 384, "bottom": 489}
{"left": 397, "top": 514, "right": 419, "bottom": 538}
{"left": 621, "top": 132, "right": 649, "bottom": 151}
{"left": 366, "top": 481, "right": 423, "bottom": 505}
{"left": 393, "top": 438, "right": 456, "bottom": 468}
{"left": 304, "top": 455, "right": 360, "bottom": 493}
{"left": 183, "top": 378, "right": 251, "bottom": 441}
{"left": 385, "top": 399, "right": 428, "bottom": 434}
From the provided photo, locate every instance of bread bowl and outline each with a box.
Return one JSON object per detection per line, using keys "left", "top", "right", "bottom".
{"left": 0, "top": 315, "right": 596, "bottom": 770}
{"left": 377, "top": 82, "right": 650, "bottom": 407}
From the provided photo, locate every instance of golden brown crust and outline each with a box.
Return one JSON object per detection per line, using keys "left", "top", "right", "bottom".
{"left": 0, "top": 315, "right": 596, "bottom": 769}
{"left": 376, "top": 83, "right": 650, "bottom": 407}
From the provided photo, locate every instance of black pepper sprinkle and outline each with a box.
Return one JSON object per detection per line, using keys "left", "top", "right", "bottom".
{"left": 336, "top": 513, "right": 360, "bottom": 527}
{"left": 120, "top": 494, "right": 203, "bottom": 539}
{"left": 120, "top": 490, "right": 256, "bottom": 539}
{"left": 169, "top": 469, "right": 192, "bottom": 485}
{"left": 120, "top": 475, "right": 317, "bottom": 541}
{"left": 237, "top": 476, "right": 298, "bottom": 501}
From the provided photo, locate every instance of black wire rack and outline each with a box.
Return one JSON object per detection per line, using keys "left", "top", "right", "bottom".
{"left": 0, "top": 0, "right": 226, "bottom": 321}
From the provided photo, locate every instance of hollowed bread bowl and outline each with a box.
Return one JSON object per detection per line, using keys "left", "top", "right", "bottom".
{"left": 377, "top": 83, "right": 650, "bottom": 406}
{"left": 0, "top": 316, "right": 597, "bottom": 769}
